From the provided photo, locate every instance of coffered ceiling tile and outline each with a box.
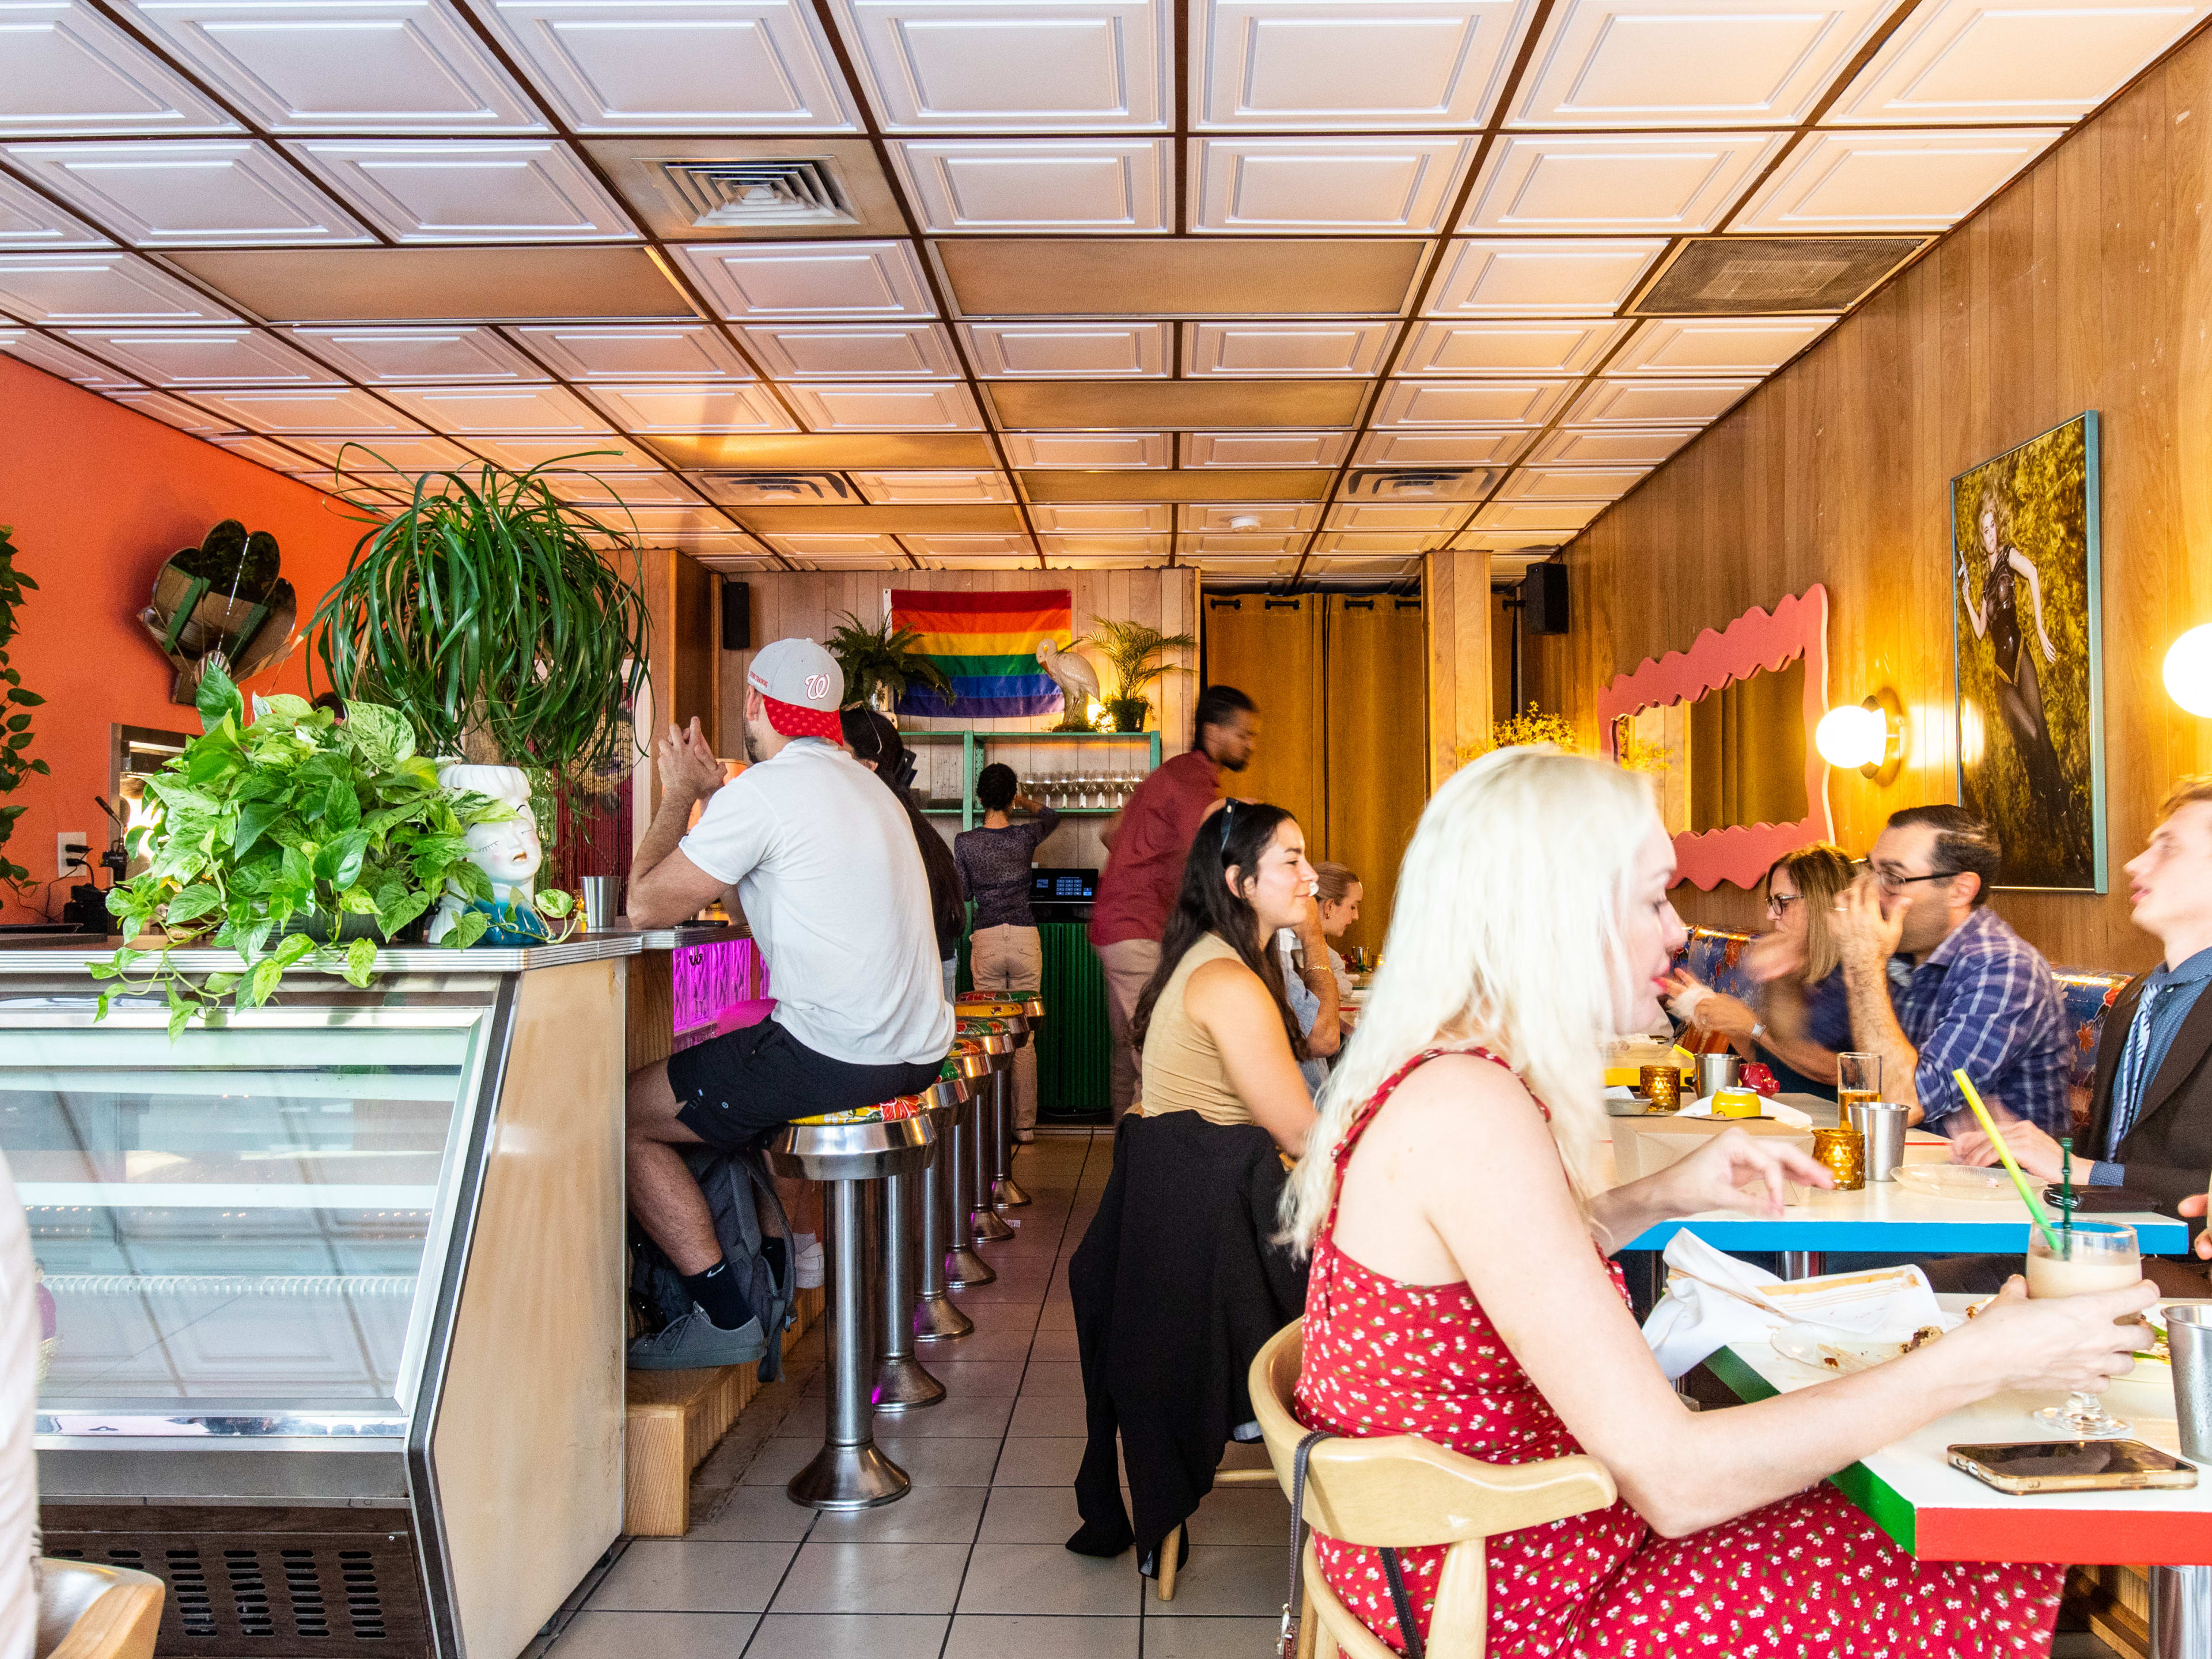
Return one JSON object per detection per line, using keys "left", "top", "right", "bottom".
{"left": 4, "top": 140, "right": 372, "bottom": 245}
{"left": 1396, "top": 318, "right": 1623, "bottom": 376}
{"left": 1181, "top": 430, "right": 1350, "bottom": 466}
{"left": 281, "top": 430, "right": 478, "bottom": 465}
{"left": 783, "top": 380, "right": 984, "bottom": 430}
{"left": 0, "top": 0, "right": 243, "bottom": 135}
{"left": 827, "top": 0, "right": 1170, "bottom": 131}
{"left": 892, "top": 139, "right": 1171, "bottom": 232}
{"left": 1463, "top": 132, "right": 1784, "bottom": 233}
{"left": 467, "top": 0, "right": 859, "bottom": 130}
{"left": 1453, "top": 528, "right": 1565, "bottom": 552}
{"left": 183, "top": 384, "right": 426, "bottom": 431}
{"left": 1000, "top": 430, "right": 1168, "bottom": 465}
{"left": 583, "top": 502, "right": 736, "bottom": 535}
{"left": 536, "top": 469, "right": 703, "bottom": 503}
{"left": 1045, "top": 550, "right": 1169, "bottom": 567}
{"left": 1309, "top": 531, "right": 1433, "bottom": 552}
{"left": 1037, "top": 533, "right": 1167, "bottom": 557}
{"left": 901, "top": 532, "right": 1034, "bottom": 558}
{"left": 1827, "top": 0, "right": 2212, "bottom": 126}
{"left": 67, "top": 325, "right": 341, "bottom": 384}
{"left": 1190, "top": 137, "right": 1476, "bottom": 233}
{"left": 373, "top": 380, "right": 609, "bottom": 431}
{"left": 652, "top": 531, "right": 769, "bottom": 555}
{"left": 1305, "top": 558, "right": 1422, "bottom": 581}
{"left": 690, "top": 551, "right": 781, "bottom": 570}
{"left": 1181, "top": 320, "right": 1395, "bottom": 376}
{"left": 1029, "top": 502, "right": 1170, "bottom": 531}
{"left": 507, "top": 323, "right": 752, "bottom": 380}
{"left": 1192, "top": 0, "right": 1530, "bottom": 130}
{"left": 290, "top": 324, "right": 546, "bottom": 381}
{"left": 740, "top": 321, "right": 958, "bottom": 378}
{"left": 463, "top": 431, "right": 664, "bottom": 465}
{"left": 1178, "top": 501, "right": 1317, "bottom": 531}
{"left": 1322, "top": 502, "right": 1465, "bottom": 532}
{"left": 1371, "top": 378, "right": 1573, "bottom": 427}
{"left": 851, "top": 469, "right": 1014, "bottom": 502}
{"left": 1028, "top": 465, "right": 1330, "bottom": 498}
{"left": 1425, "top": 238, "right": 1666, "bottom": 316}
{"left": 287, "top": 140, "right": 639, "bottom": 240}
{"left": 1183, "top": 546, "right": 1297, "bottom": 571}
{"left": 1607, "top": 314, "right": 1835, "bottom": 374}
{"left": 0, "top": 252, "right": 237, "bottom": 322}
{"left": 207, "top": 431, "right": 321, "bottom": 468}
{"left": 1494, "top": 463, "right": 1646, "bottom": 499}
{"left": 1352, "top": 427, "right": 1529, "bottom": 465}
{"left": 121, "top": 0, "right": 548, "bottom": 131}
{"left": 0, "top": 172, "right": 109, "bottom": 248}
{"left": 1523, "top": 424, "right": 1695, "bottom": 464}
{"left": 994, "top": 378, "right": 1361, "bottom": 428}
{"left": 1561, "top": 375, "right": 1755, "bottom": 424}
{"left": 674, "top": 240, "right": 934, "bottom": 318}
{"left": 1508, "top": 0, "right": 1888, "bottom": 128}
{"left": 0, "top": 327, "right": 137, "bottom": 384}
{"left": 579, "top": 381, "right": 796, "bottom": 430}
{"left": 108, "top": 387, "right": 237, "bottom": 430}
{"left": 1470, "top": 497, "right": 1603, "bottom": 530}
{"left": 170, "top": 244, "right": 691, "bottom": 319}
{"left": 962, "top": 321, "right": 1166, "bottom": 377}
{"left": 1728, "top": 128, "right": 2065, "bottom": 233}
{"left": 769, "top": 533, "right": 907, "bottom": 559}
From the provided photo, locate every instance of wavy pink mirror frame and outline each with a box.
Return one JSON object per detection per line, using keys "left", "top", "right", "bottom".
{"left": 1598, "top": 585, "right": 1835, "bottom": 893}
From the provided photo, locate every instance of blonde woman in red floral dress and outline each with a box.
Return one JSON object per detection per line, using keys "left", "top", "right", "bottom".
{"left": 1279, "top": 747, "right": 2154, "bottom": 1658}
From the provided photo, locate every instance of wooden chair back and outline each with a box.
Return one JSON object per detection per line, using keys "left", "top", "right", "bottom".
{"left": 1247, "top": 1320, "right": 1618, "bottom": 1658}
{"left": 36, "top": 1560, "right": 164, "bottom": 1659}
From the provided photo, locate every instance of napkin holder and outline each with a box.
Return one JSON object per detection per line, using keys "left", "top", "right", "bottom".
{"left": 1614, "top": 1115, "right": 1813, "bottom": 1203}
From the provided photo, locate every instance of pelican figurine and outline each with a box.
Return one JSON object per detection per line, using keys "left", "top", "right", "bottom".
{"left": 1036, "top": 639, "right": 1100, "bottom": 707}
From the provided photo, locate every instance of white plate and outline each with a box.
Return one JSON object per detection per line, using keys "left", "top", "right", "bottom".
{"left": 1891, "top": 1164, "right": 2050, "bottom": 1203}
{"left": 1771, "top": 1316, "right": 1963, "bottom": 1375}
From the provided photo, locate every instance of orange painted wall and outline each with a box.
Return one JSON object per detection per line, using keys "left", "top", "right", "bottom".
{"left": 0, "top": 356, "right": 362, "bottom": 921}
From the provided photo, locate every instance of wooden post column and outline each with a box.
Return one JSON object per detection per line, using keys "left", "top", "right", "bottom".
{"left": 1424, "top": 550, "right": 1493, "bottom": 790}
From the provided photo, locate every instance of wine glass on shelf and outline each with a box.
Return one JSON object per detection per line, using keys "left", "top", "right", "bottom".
{"left": 2025, "top": 1221, "right": 2142, "bottom": 1437}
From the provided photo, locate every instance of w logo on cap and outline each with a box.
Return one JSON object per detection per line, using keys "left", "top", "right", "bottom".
{"left": 805, "top": 673, "right": 830, "bottom": 701}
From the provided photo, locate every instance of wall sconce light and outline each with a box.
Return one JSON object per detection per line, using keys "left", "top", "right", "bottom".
{"left": 2164, "top": 624, "right": 2212, "bottom": 716}
{"left": 1815, "top": 690, "right": 1906, "bottom": 785}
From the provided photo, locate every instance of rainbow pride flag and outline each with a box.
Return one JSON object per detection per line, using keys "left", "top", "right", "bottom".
{"left": 891, "top": 588, "right": 1072, "bottom": 720}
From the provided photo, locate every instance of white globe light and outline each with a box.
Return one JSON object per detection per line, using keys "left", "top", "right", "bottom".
{"left": 1815, "top": 703, "right": 1886, "bottom": 770}
{"left": 2165, "top": 625, "right": 2212, "bottom": 717}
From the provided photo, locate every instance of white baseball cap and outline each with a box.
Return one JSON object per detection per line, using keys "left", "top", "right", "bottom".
{"left": 747, "top": 637, "right": 845, "bottom": 737}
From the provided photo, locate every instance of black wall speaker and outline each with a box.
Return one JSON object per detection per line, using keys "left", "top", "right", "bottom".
{"left": 721, "top": 581, "right": 751, "bottom": 651}
{"left": 1520, "top": 565, "right": 1569, "bottom": 636}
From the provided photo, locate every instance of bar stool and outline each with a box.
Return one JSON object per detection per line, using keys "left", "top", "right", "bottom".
{"left": 956, "top": 995, "right": 1039, "bottom": 1214}
{"left": 918, "top": 1044, "right": 991, "bottom": 1342}
{"left": 876, "top": 1076, "right": 963, "bottom": 1412}
{"left": 764, "top": 1096, "right": 934, "bottom": 1509}
{"left": 959, "top": 1011, "right": 1023, "bottom": 1244}
{"left": 994, "top": 993, "right": 1046, "bottom": 1209}
{"left": 947, "top": 1021, "right": 1013, "bottom": 1283}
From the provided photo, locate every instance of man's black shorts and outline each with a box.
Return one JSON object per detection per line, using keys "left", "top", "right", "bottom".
{"left": 667, "top": 1018, "right": 941, "bottom": 1152}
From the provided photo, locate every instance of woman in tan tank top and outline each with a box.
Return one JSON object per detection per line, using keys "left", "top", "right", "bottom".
{"left": 1128, "top": 801, "right": 1327, "bottom": 1155}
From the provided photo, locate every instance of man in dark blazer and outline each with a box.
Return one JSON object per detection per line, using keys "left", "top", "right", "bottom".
{"left": 1939, "top": 774, "right": 2212, "bottom": 1294}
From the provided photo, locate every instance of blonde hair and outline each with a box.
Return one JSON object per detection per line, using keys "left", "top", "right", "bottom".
{"left": 1281, "top": 747, "right": 1658, "bottom": 1252}
{"left": 1766, "top": 842, "right": 1853, "bottom": 984}
{"left": 1313, "top": 861, "right": 1360, "bottom": 905}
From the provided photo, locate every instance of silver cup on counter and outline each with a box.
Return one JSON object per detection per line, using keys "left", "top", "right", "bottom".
{"left": 1695, "top": 1053, "right": 1740, "bottom": 1100}
{"left": 578, "top": 875, "right": 616, "bottom": 934}
{"left": 2168, "top": 1306, "right": 2212, "bottom": 1463}
{"left": 1845, "top": 1100, "right": 1909, "bottom": 1182}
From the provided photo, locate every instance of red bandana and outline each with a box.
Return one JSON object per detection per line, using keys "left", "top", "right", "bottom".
{"left": 763, "top": 694, "right": 843, "bottom": 740}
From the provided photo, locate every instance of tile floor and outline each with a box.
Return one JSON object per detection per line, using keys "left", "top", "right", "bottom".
{"left": 546, "top": 1129, "right": 1291, "bottom": 1659}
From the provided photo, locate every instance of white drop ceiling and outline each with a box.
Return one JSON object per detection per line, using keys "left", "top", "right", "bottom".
{"left": 0, "top": 0, "right": 2205, "bottom": 585}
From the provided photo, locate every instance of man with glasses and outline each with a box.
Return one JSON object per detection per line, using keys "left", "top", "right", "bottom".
{"left": 1832, "top": 804, "right": 2071, "bottom": 1138}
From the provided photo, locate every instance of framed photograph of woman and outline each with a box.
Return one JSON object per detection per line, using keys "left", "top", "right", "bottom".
{"left": 1950, "top": 412, "right": 2106, "bottom": 892}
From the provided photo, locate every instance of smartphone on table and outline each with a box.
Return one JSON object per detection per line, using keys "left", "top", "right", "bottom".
{"left": 1948, "top": 1440, "right": 2198, "bottom": 1495}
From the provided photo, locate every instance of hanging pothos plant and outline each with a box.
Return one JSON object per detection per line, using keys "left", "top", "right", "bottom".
{"left": 0, "top": 525, "right": 46, "bottom": 893}
{"left": 93, "top": 662, "right": 552, "bottom": 1033}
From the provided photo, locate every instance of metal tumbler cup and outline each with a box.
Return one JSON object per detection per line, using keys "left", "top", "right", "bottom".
{"left": 579, "top": 875, "right": 615, "bottom": 933}
{"left": 1696, "top": 1053, "right": 1740, "bottom": 1100}
{"left": 2168, "top": 1305, "right": 2212, "bottom": 1464}
{"left": 1846, "top": 1101, "right": 1909, "bottom": 1183}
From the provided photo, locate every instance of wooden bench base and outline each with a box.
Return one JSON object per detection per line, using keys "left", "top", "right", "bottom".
{"left": 623, "top": 1285, "right": 825, "bottom": 1537}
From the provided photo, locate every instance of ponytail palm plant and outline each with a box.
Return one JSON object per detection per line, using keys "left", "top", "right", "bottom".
{"left": 308, "top": 457, "right": 651, "bottom": 792}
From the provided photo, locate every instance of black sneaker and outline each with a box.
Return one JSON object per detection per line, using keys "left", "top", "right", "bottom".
{"left": 627, "top": 1305, "right": 768, "bottom": 1371}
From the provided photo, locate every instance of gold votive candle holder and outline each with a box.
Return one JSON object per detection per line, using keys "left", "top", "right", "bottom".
{"left": 1812, "top": 1125, "right": 1866, "bottom": 1191}
{"left": 1639, "top": 1065, "right": 1683, "bottom": 1113}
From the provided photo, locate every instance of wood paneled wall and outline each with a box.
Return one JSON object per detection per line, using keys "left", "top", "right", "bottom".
{"left": 1532, "top": 26, "right": 2212, "bottom": 972}
{"left": 1425, "top": 550, "right": 1493, "bottom": 788}
{"left": 719, "top": 568, "right": 1199, "bottom": 873}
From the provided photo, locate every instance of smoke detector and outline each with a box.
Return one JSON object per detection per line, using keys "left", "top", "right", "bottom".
{"left": 1226, "top": 513, "right": 1263, "bottom": 532}
{"left": 661, "top": 159, "right": 857, "bottom": 228}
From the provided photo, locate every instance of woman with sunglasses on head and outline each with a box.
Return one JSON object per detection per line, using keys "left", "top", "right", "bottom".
{"left": 1662, "top": 842, "right": 1855, "bottom": 1099}
{"left": 1128, "top": 800, "right": 1323, "bottom": 1156}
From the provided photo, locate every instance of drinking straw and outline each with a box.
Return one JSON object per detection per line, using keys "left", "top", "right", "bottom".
{"left": 1953, "top": 1067, "right": 2063, "bottom": 1253}
{"left": 2060, "top": 1137, "right": 2074, "bottom": 1235}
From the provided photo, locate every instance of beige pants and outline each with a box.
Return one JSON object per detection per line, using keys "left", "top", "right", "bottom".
{"left": 970, "top": 923, "right": 1043, "bottom": 1132}
{"left": 1096, "top": 937, "right": 1161, "bottom": 1123}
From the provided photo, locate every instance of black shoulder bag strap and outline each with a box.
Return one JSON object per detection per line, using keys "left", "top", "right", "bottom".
{"left": 1280, "top": 1427, "right": 1425, "bottom": 1659}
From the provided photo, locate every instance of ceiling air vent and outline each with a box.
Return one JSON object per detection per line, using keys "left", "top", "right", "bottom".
{"left": 662, "top": 159, "right": 856, "bottom": 228}
{"left": 1628, "top": 237, "right": 1933, "bottom": 317}
{"left": 703, "top": 473, "right": 855, "bottom": 504}
{"left": 1343, "top": 469, "right": 1486, "bottom": 501}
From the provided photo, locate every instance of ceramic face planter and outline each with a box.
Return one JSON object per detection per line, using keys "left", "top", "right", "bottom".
{"left": 429, "top": 763, "right": 546, "bottom": 944}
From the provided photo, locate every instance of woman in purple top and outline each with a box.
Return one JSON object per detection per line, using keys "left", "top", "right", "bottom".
{"left": 956, "top": 764, "right": 1062, "bottom": 1139}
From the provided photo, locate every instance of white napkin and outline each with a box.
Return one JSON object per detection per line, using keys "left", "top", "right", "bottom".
{"left": 1675, "top": 1093, "right": 1812, "bottom": 1127}
{"left": 1641, "top": 1231, "right": 1945, "bottom": 1380}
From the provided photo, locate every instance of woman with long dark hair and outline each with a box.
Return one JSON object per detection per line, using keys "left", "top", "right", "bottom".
{"left": 1128, "top": 800, "right": 1320, "bottom": 1154}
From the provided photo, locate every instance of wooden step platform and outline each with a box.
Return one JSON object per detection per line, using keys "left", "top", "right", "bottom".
{"left": 623, "top": 1285, "right": 825, "bottom": 1537}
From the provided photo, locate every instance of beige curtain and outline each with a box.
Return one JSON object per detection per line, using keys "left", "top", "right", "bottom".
{"left": 1202, "top": 594, "right": 1324, "bottom": 848}
{"left": 1323, "top": 595, "right": 1425, "bottom": 956}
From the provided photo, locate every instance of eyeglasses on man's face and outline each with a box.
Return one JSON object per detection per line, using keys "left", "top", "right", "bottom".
{"left": 1858, "top": 860, "right": 1956, "bottom": 896}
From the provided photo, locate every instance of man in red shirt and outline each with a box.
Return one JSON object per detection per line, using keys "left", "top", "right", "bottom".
{"left": 1090, "top": 684, "right": 1259, "bottom": 1119}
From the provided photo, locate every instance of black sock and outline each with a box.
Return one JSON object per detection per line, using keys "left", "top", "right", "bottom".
{"left": 681, "top": 1258, "right": 754, "bottom": 1331}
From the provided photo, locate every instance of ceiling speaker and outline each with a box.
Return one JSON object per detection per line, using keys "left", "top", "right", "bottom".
{"left": 1628, "top": 237, "right": 1933, "bottom": 317}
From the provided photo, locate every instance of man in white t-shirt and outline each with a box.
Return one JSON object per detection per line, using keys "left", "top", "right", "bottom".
{"left": 623, "top": 637, "right": 953, "bottom": 1370}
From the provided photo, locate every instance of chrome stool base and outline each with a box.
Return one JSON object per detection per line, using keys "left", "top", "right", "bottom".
{"left": 874, "top": 1355, "right": 946, "bottom": 1412}
{"left": 971, "top": 1206, "right": 1016, "bottom": 1243}
{"left": 787, "top": 1442, "right": 910, "bottom": 1511}
{"left": 875, "top": 1169, "right": 942, "bottom": 1412}
{"left": 945, "top": 1243, "right": 995, "bottom": 1286}
{"left": 913, "top": 1290, "right": 974, "bottom": 1343}
{"left": 991, "top": 1174, "right": 1030, "bottom": 1208}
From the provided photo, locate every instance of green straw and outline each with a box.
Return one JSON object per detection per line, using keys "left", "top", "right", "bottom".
{"left": 1954, "top": 1068, "right": 2063, "bottom": 1253}
{"left": 2061, "top": 1136, "right": 2074, "bottom": 1234}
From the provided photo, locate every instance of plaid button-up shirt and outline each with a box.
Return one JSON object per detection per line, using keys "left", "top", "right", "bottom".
{"left": 1887, "top": 905, "right": 2073, "bottom": 1137}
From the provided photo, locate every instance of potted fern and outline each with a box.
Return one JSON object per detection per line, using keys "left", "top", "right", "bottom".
{"left": 1082, "top": 620, "right": 1196, "bottom": 733}
{"left": 825, "top": 611, "right": 954, "bottom": 717}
